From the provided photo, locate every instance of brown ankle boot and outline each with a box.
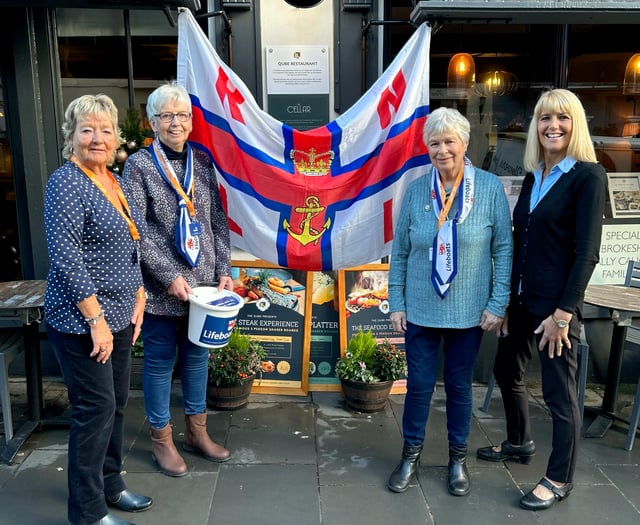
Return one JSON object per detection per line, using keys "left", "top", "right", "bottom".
{"left": 150, "top": 423, "right": 188, "bottom": 477}
{"left": 183, "top": 413, "right": 231, "bottom": 462}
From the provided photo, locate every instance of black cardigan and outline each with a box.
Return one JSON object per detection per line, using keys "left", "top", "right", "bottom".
{"left": 511, "top": 161, "right": 607, "bottom": 317}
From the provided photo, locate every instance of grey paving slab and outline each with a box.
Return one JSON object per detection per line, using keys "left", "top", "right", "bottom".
{"left": 515, "top": 483, "right": 639, "bottom": 525}
{"left": 417, "top": 466, "right": 540, "bottom": 525}
{"left": 316, "top": 408, "right": 401, "bottom": 486}
{"left": 598, "top": 463, "right": 640, "bottom": 510}
{"left": 0, "top": 448, "right": 68, "bottom": 524}
{"left": 226, "top": 401, "right": 316, "bottom": 464}
{"left": 112, "top": 472, "right": 218, "bottom": 525}
{"left": 211, "top": 464, "right": 320, "bottom": 525}
{"left": 321, "top": 482, "right": 433, "bottom": 524}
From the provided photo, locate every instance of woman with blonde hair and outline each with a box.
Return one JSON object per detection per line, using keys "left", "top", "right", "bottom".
{"left": 45, "top": 94, "right": 151, "bottom": 525}
{"left": 477, "top": 89, "right": 606, "bottom": 511}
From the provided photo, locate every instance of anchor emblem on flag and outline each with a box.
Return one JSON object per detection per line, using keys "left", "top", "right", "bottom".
{"left": 283, "top": 195, "right": 332, "bottom": 246}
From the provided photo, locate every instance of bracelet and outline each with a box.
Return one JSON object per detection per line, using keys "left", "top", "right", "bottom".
{"left": 135, "top": 290, "right": 148, "bottom": 300}
{"left": 84, "top": 311, "right": 104, "bottom": 326}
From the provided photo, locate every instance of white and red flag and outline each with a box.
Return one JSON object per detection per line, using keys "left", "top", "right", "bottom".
{"left": 177, "top": 9, "right": 430, "bottom": 271}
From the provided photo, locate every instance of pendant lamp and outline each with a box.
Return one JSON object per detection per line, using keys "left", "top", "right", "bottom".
{"left": 447, "top": 53, "right": 475, "bottom": 94}
{"left": 477, "top": 70, "right": 518, "bottom": 97}
{"left": 623, "top": 54, "right": 640, "bottom": 95}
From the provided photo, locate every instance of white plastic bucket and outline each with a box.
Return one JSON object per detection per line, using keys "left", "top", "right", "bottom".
{"left": 187, "top": 287, "right": 244, "bottom": 348}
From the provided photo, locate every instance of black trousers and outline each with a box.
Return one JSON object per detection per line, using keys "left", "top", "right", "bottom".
{"left": 493, "top": 301, "right": 581, "bottom": 483}
{"left": 47, "top": 324, "right": 132, "bottom": 524}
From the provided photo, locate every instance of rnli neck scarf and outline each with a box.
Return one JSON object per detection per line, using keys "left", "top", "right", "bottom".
{"left": 430, "top": 158, "right": 475, "bottom": 298}
{"left": 149, "top": 139, "right": 201, "bottom": 268}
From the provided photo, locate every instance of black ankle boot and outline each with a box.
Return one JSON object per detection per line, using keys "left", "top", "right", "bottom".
{"left": 387, "top": 444, "right": 422, "bottom": 493}
{"left": 448, "top": 444, "right": 470, "bottom": 496}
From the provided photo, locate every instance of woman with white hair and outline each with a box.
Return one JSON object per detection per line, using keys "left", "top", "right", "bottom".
{"left": 387, "top": 107, "right": 513, "bottom": 496}
{"left": 123, "top": 82, "right": 233, "bottom": 477}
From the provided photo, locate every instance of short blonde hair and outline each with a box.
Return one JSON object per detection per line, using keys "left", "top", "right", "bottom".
{"left": 423, "top": 107, "right": 470, "bottom": 146}
{"left": 523, "top": 89, "right": 597, "bottom": 172}
{"left": 61, "top": 94, "right": 122, "bottom": 161}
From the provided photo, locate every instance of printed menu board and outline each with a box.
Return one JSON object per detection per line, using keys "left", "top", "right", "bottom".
{"left": 309, "top": 271, "right": 341, "bottom": 389}
{"left": 233, "top": 266, "right": 306, "bottom": 393}
{"left": 343, "top": 268, "right": 406, "bottom": 391}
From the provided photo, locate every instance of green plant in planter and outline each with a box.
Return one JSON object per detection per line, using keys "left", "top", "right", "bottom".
{"left": 335, "top": 329, "right": 406, "bottom": 384}
{"left": 132, "top": 335, "right": 144, "bottom": 358}
{"left": 207, "top": 328, "right": 266, "bottom": 386}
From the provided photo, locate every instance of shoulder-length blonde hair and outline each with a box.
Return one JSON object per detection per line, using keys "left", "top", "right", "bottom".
{"left": 61, "top": 94, "right": 122, "bottom": 161}
{"left": 523, "top": 89, "right": 597, "bottom": 172}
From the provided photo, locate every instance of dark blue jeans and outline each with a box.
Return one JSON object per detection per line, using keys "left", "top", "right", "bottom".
{"left": 402, "top": 322, "right": 483, "bottom": 448}
{"left": 141, "top": 313, "right": 209, "bottom": 429}
{"left": 47, "top": 324, "right": 131, "bottom": 525}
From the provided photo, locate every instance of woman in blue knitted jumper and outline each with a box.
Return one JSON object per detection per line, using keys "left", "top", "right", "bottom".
{"left": 387, "top": 107, "right": 513, "bottom": 496}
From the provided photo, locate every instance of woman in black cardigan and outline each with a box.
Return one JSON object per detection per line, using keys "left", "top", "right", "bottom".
{"left": 476, "top": 89, "right": 606, "bottom": 511}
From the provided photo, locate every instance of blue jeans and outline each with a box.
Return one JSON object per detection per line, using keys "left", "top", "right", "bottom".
{"left": 142, "top": 313, "right": 209, "bottom": 429}
{"left": 402, "top": 322, "right": 483, "bottom": 447}
{"left": 47, "top": 324, "right": 131, "bottom": 525}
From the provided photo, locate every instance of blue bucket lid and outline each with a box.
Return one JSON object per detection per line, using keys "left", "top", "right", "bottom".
{"left": 189, "top": 287, "right": 243, "bottom": 311}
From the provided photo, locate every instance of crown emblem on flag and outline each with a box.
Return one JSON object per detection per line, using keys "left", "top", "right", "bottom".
{"left": 289, "top": 148, "right": 334, "bottom": 176}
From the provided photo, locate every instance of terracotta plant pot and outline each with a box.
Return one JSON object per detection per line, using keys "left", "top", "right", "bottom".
{"left": 206, "top": 374, "right": 256, "bottom": 410}
{"left": 340, "top": 378, "right": 393, "bottom": 413}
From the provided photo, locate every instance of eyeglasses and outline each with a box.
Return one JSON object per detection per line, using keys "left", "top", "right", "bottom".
{"left": 154, "top": 112, "right": 192, "bottom": 123}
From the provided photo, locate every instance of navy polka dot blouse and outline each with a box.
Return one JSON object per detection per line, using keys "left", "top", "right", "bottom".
{"left": 44, "top": 161, "right": 147, "bottom": 334}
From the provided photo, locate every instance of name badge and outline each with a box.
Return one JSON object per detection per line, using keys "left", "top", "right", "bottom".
{"left": 190, "top": 221, "right": 203, "bottom": 236}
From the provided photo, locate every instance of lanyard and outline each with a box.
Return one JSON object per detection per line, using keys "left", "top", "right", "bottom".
{"left": 71, "top": 156, "right": 140, "bottom": 241}
{"left": 150, "top": 139, "right": 196, "bottom": 218}
{"left": 435, "top": 168, "right": 464, "bottom": 230}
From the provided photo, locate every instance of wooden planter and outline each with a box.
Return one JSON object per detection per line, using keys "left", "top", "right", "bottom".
{"left": 130, "top": 356, "right": 144, "bottom": 390}
{"left": 340, "top": 378, "right": 393, "bottom": 413}
{"left": 206, "top": 374, "right": 256, "bottom": 410}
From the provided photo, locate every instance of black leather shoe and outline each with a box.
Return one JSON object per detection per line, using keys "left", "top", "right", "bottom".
{"left": 476, "top": 440, "right": 535, "bottom": 464}
{"left": 106, "top": 490, "right": 153, "bottom": 513}
{"left": 98, "top": 512, "right": 135, "bottom": 525}
{"left": 519, "top": 478, "right": 573, "bottom": 511}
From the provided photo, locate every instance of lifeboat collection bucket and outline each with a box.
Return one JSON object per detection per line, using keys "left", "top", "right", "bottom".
{"left": 187, "top": 287, "right": 244, "bottom": 348}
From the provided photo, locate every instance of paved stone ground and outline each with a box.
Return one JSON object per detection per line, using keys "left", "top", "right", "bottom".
{"left": 1, "top": 377, "right": 639, "bottom": 525}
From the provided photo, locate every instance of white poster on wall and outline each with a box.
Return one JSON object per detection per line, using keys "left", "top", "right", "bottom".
{"left": 590, "top": 224, "right": 640, "bottom": 284}
{"left": 266, "top": 45, "right": 329, "bottom": 95}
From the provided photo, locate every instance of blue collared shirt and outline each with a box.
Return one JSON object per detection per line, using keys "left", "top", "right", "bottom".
{"left": 530, "top": 156, "right": 577, "bottom": 211}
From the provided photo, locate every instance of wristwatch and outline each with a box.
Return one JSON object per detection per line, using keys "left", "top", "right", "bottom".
{"left": 552, "top": 314, "right": 569, "bottom": 329}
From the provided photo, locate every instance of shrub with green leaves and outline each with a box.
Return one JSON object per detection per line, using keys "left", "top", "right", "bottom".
{"left": 207, "top": 329, "right": 266, "bottom": 386}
